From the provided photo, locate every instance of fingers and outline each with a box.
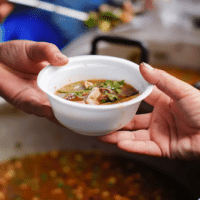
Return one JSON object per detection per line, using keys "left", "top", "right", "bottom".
{"left": 140, "top": 63, "right": 198, "bottom": 101}
{"left": 122, "top": 113, "right": 151, "bottom": 130}
{"left": 143, "top": 86, "right": 164, "bottom": 106}
{"left": 0, "top": 64, "right": 62, "bottom": 125}
{"left": 12, "top": 86, "right": 53, "bottom": 117}
{"left": 117, "top": 141, "right": 162, "bottom": 156}
{"left": 99, "top": 130, "right": 150, "bottom": 143}
{"left": 0, "top": 0, "right": 10, "bottom": 3}
{"left": 27, "top": 42, "right": 69, "bottom": 67}
{"left": 14, "top": 90, "right": 62, "bottom": 125}
{"left": 0, "top": 2, "right": 14, "bottom": 23}
{"left": 0, "top": 41, "right": 69, "bottom": 74}
{"left": 13, "top": 88, "right": 63, "bottom": 125}
{"left": 99, "top": 130, "right": 162, "bottom": 156}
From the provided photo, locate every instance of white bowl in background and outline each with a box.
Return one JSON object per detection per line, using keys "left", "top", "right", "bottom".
{"left": 37, "top": 55, "right": 153, "bottom": 136}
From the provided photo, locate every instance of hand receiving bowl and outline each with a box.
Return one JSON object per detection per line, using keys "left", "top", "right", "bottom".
{"left": 37, "top": 55, "right": 153, "bottom": 136}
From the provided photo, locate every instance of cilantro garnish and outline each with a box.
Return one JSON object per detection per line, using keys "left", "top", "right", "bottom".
{"left": 101, "top": 99, "right": 106, "bottom": 103}
{"left": 58, "top": 89, "right": 92, "bottom": 97}
{"left": 100, "top": 80, "right": 124, "bottom": 93}
{"left": 58, "top": 90, "right": 68, "bottom": 93}
{"left": 105, "top": 92, "right": 118, "bottom": 102}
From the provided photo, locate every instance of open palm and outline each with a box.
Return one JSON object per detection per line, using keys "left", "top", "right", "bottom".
{"left": 0, "top": 40, "right": 68, "bottom": 122}
{"left": 99, "top": 63, "right": 200, "bottom": 159}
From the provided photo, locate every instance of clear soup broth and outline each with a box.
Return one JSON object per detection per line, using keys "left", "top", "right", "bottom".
{"left": 55, "top": 79, "right": 139, "bottom": 105}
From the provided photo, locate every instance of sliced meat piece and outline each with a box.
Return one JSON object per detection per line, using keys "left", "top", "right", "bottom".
{"left": 84, "top": 80, "right": 93, "bottom": 89}
{"left": 65, "top": 93, "right": 76, "bottom": 100}
{"left": 98, "top": 94, "right": 109, "bottom": 103}
{"left": 100, "top": 87, "right": 114, "bottom": 94}
{"left": 86, "top": 87, "right": 101, "bottom": 105}
{"left": 74, "top": 85, "right": 84, "bottom": 90}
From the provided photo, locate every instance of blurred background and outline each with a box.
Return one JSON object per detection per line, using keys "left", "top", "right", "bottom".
{"left": 1, "top": 0, "right": 200, "bottom": 72}
{"left": 0, "top": 0, "right": 200, "bottom": 198}
{"left": 1, "top": 0, "right": 200, "bottom": 86}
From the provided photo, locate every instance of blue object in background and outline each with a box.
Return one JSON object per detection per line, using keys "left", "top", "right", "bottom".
{"left": 0, "top": 0, "right": 108, "bottom": 50}
{"left": 0, "top": 10, "right": 66, "bottom": 49}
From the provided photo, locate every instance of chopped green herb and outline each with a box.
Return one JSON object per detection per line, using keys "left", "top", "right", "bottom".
{"left": 119, "top": 80, "right": 125, "bottom": 85}
{"left": 73, "top": 89, "right": 92, "bottom": 97}
{"left": 75, "top": 154, "right": 83, "bottom": 162}
{"left": 58, "top": 90, "right": 68, "bottom": 93}
{"left": 60, "top": 156, "right": 68, "bottom": 165}
{"left": 84, "top": 12, "right": 98, "bottom": 28}
{"left": 69, "top": 89, "right": 92, "bottom": 94}
{"left": 57, "top": 182, "right": 64, "bottom": 188}
{"left": 59, "top": 89, "right": 92, "bottom": 97}
{"left": 40, "top": 173, "right": 48, "bottom": 181}
{"left": 14, "top": 179, "right": 24, "bottom": 186}
{"left": 75, "top": 92, "right": 83, "bottom": 97}
{"left": 99, "top": 11, "right": 119, "bottom": 21}
{"left": 101, "top": 99, "right": 106, "bottom": 103}
{"left": 14, "top": 195, "right": 23, "bottom": 200}
{"left": 115, "top": 88, "right": 122, "bottom": 94}
{"left": 105, "top": 93, "right": 118, "bottom": 102}
{"left": 99, "top": 80, "right": 124, "bottom": 93}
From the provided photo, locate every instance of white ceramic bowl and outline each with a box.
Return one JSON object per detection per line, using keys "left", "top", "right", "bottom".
{"left": 37, "top": 55, "right": 153, "bottom": 136}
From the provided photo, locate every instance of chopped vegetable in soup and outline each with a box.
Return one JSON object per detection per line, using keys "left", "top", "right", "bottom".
{"left": 55, "top": 80, "right": 139, "bottom": 105}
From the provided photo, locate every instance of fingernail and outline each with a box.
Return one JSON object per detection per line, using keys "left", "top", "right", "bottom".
{"left": 56, "top": 53, "right": 68, "bottom": 61}
{"left": 141, "top": 62, "right": 154, "bottom": 71}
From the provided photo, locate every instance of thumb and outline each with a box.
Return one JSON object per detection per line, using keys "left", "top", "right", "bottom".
{"left": 28, "top": 42, "right": 69, "bottom": 67}
{"left": 139, "top": 62, "right": 198, "bottom": 100}
{"left": 0, "top": 2, "right": 14, "bottom": 23}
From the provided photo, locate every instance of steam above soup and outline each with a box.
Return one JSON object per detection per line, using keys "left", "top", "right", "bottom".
{"left": 55, "top": 79, "right": 139, "bottom": 105}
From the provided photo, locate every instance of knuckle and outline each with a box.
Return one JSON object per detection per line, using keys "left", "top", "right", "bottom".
{"left": 37, "top": 42, "right": 52, "bottom": 53}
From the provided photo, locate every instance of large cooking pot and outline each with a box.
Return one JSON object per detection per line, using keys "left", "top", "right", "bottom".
{"left": 0, "top": 99, "right": 199, "bottom": 199}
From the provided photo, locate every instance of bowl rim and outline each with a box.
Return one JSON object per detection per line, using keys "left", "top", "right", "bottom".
{"left": 37, "top": 55, "right": 154, "bottom": 110}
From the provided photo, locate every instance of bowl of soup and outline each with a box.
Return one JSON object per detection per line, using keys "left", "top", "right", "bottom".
{"left": 37, "top": 55, "right": 153, "bottom": 136}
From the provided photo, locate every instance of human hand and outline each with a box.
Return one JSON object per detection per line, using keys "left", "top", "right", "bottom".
{"left": 0, "top": 40, "right": 69, "bottom": 123}
{"left": 99, "top": 63, "right": 200, "bottom": 160}
{"left": 143, "top": 0, "right": 155, "bottom": 11}
{"left": 0, "top": 0, "right": 14, "bottom": 23}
